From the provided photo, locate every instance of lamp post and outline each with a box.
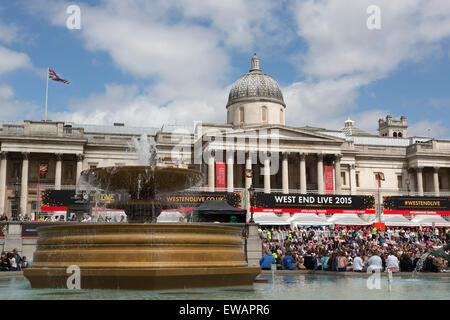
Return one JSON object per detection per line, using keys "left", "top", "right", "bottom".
{"left": 405, "top": 178, "right": 410, "bottom": 196}
{"left": 248, "top": 184, "right": 255, "bottom": 224}
{"left": 13, "top": 177, "right": 21, "bottom": 220}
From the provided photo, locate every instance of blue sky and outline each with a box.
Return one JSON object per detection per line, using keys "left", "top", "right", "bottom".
{"left": 0, "top": 0, "right": 449, "bottom": 138}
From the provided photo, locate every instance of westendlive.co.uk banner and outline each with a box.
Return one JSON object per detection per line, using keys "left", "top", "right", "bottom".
{"left": 252, "top": 193, "right": 376, "bottom": 214}
{"left": 383, "top": 196, "right": 450, "bottom": 215}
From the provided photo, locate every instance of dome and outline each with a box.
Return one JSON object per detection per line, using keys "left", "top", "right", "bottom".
{"left": 227, "top": 54, "right": 285, "bottom": 107}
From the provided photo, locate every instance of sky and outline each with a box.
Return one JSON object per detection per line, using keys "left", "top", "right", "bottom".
{"left": 0, "top": 0, "right": 449, "bottom": 137}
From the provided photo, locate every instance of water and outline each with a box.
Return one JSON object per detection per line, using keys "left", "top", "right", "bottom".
{"left": 131, "top": 134, "right": 157, "bottom": 166}
{"left": 1, "top": 274, "right": 448, "bottom": 300}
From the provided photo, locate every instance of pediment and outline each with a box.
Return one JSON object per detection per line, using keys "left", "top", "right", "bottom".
{"left": 204, "top": 125, "right": 345, "bottom": 144}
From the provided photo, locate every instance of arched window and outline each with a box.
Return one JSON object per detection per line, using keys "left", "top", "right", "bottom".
{"left": 398, "top": 132, "right": 403, "bottom": 138}
{"left": 261, "top": 106, "right": 268, "bottom": 123}
{"left": 393, "top": 132, "right": 397, "bottom": 138}
{"left": 239, "top": 107, "right": 245, "bottom": 124}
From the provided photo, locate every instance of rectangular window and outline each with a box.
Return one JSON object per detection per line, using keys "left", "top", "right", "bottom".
{"left": 356, "top": 172, "right": 360, "bottom": 187}
{"left": 341, "top": 172, "right": 346, "bottom": 186}
{"left": 397, "top": 175, "right": 403, "bottom": 189}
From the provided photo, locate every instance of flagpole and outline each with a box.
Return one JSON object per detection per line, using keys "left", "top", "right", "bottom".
{"left": 45, "top": 67, "right": 49, "bottom": 121}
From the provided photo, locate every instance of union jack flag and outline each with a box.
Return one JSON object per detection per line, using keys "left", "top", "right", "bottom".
{"left": 48, "top": 68, "right": 70, "bottom": 84}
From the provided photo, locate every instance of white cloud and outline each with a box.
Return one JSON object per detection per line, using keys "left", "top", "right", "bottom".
{"left": 0, "top": 85, "right": 39, "bottom": 120}
{"left": 50, "top": 83, "right": 229, "bottom": 127}
{"left": 408, "top": 120, "right": 449, "bottom": 138}
{"left": 284, "top": 0, "right": 450, "bottom": 134}
{"left": 0, "top": 46, "right": 33, "bottom": 74}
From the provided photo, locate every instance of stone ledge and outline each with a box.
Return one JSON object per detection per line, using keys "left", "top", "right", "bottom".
{"left": 260, "top": 270, "right": 450, "bottom": 278}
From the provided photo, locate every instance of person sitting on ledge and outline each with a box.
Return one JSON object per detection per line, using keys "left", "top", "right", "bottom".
{"left": 282, "top": 251, "right": 299, "bottom": 270}
{"left": 259, "top": 250, "right": 276, "bottom": 270}
{"left": 353, "top": 252, "right": 366, "bottom": 272}
{"left": 386, "top": 251, "right": 400, "bottom": 273}
{"left": 337, "top": 251, "right": 348, "bottom": 272}
{"left": 0, "top": 252, "right": 10, "bottom": 271}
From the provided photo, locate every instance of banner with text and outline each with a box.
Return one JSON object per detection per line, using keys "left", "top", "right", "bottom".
{"left": 324, "top": 166, "right": 334, "bottom": 195}
{"left": 383, "top": 196, "right": 450, "bottom": 215}
{"left": 252, "top": 193, "right": 376, "bottom": 214}
{"left": 215, "top": 162, "right": 226, "bottom": 191}
{"left": 157, "top": 191, "right": 242, "bottom": 209}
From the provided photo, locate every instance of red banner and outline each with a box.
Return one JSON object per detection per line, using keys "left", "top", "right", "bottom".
{"left": 325, "top": 166, "right": 334, "bottom": 195}
{"left": 216, "top": 162, "right": 226, "bottom": 191}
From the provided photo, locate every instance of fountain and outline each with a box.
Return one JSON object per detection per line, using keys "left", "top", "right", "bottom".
{"left": 24, "top": 135, "right": 260, "bottom": 290}
{"left": 414, "top": 242, "right": 450, "bottom": 274}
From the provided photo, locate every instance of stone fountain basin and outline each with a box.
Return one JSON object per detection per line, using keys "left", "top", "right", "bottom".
{"left": 24, "top": 224, "right": 260, "bottom": 290}
{"left": 81, "top": 166, "right": 204, "bottom": 196}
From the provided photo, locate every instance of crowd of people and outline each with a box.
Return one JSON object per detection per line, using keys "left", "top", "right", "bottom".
{"left": 0, "top": 248, "right": 28, "bottom": 272}
{"left": 259, "top": 225, "right": 449, "bottom": 273}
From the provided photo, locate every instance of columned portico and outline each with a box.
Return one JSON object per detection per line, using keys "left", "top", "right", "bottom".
{"left": 299, "top": 153, "right": 307, "bottom": 194}
{"left": 334, "top": 154, "right": 342, "bottom": 194}
{"left": 282, "top": 152, "right": 289, "bottom": 194}
{"left": 55, "top": 154, "right": 63, "bottom": 190}
{"left": 20, "top": 152, "right": 29, "bottom": 215}
{"left": 317, "top": 154, "right": 324, "bottom": 194}
{"left": 0, "top": 152, "right": 7, "bottom": 214}
{"left": 433, "top": 167, "right": 440, "bottom": 196}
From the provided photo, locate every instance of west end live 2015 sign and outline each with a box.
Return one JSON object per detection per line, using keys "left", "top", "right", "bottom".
{"left": 383, "top": 196, "right": 450, "bottom": 215}
{"left": 253, "top": 193, "right": 376, "bottom": 214}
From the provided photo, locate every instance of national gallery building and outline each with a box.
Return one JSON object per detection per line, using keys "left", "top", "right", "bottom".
{"left": 1, "top": 54, "right": 449, "bottom": 222}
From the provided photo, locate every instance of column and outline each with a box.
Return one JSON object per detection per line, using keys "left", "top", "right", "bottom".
{"left": 317, "top": 153, "right": 324, "bottom": 194}
{"left": 226, "top": 151, "right": 234, "bottom": 193}
{"left": 264, "top": 152, "right": 271, "bottom": 194}
{"left": 433, "top": 167, "right": 440, "bottom": 196}
{"left": 408, "top": 169, "right": 415, "bottom": 193}
{"left": 416, "top": 167, "right": 424, "bottom": 196}
{"left": 55, "top": 154, "right": 63, "bottom": 190}
{"left": 299, "top": 153, "right": 307, "bottom": 194}
{"left": 349, "top": 164, "right": 356, "bottom": 195}
{"left": 20, "top": 152, "right": 29, "bottom": 216}
{"left": 0, "top": 152, "right": 7, "bottom": 215}
{"left": 208, "top": 151, "right": 215, "bottom": 192}
{"left": 245, "top": 152, "right": 253, "bottom": 214}
{"left": 76, "top": 154, "right": 84, "bottom": 184}
{"left": 282, "top": 152, "right": 289, "bottom": 194}
{"left": 334, "top": 154, "right": 342, "bottom": 194}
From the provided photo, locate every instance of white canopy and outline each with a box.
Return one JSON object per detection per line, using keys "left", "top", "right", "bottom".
{"left": 327, "top": 214, "right": 372, "bottom": 226}
{"left": 382, "top": 215, "right": 417, "bottom": 227}
{"left": 157, "top": 211, "right": 183, "bottom": 223}
{"left": 288, "top": 213, "right": 332, "bottom": 226}
{"left": 253, "top": 212, "right": 290, "bottom": 225}
{"left": 411, "top": 215, "right": 450, "bottom": 227}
